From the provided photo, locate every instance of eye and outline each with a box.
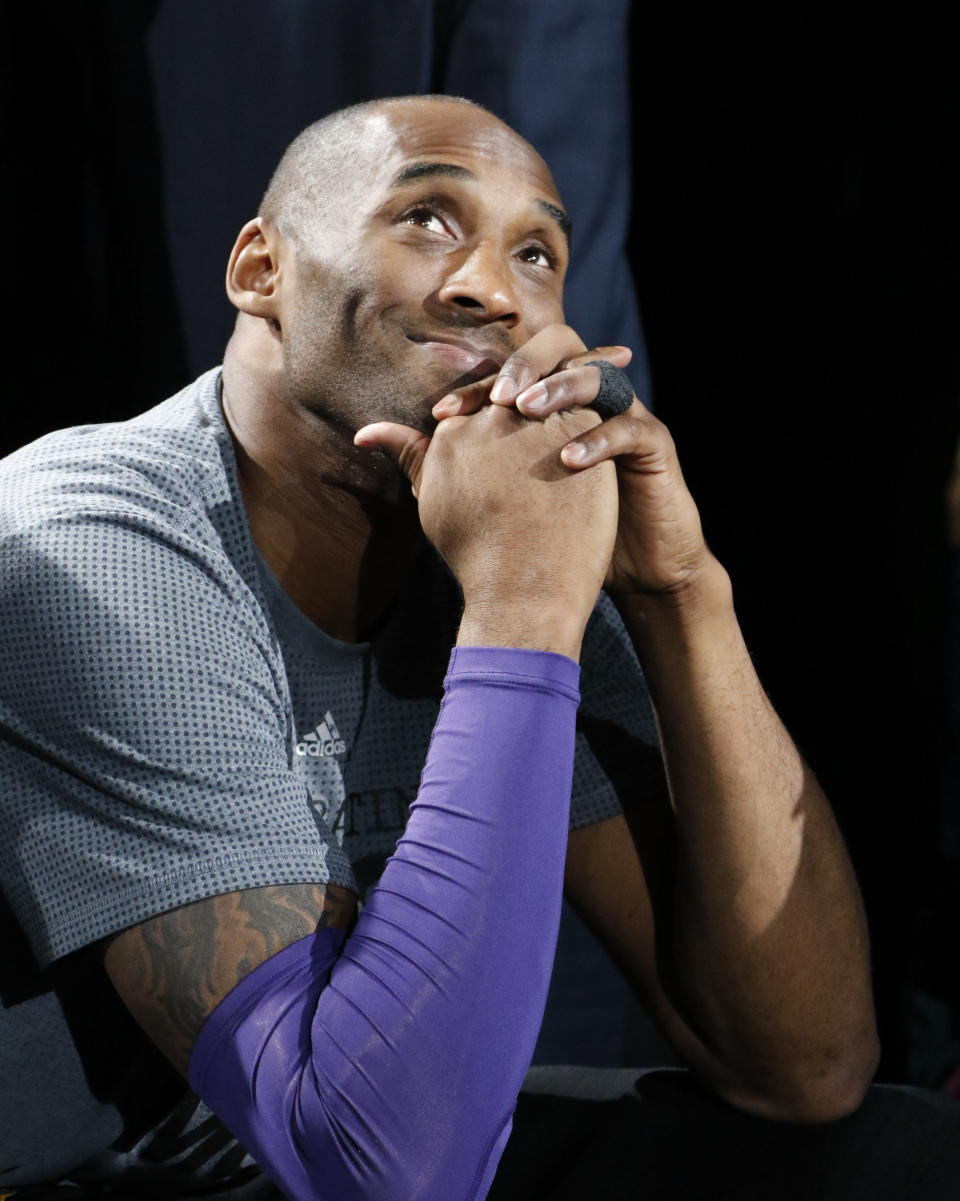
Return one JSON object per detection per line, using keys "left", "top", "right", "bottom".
{"left": 517, "top": 244, "right": 558, "bottom": 270}
{"left": 400, "top": 205, "right": 448, "bottom": 234}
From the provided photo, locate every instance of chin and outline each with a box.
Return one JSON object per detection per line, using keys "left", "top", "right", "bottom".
{"left": 359, "top": 383, "right": 442, "bottom": 438}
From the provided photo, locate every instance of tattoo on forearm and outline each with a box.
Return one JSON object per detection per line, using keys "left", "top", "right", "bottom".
{"left": 105, "top": 883, "right": 356, "bottom": 1073}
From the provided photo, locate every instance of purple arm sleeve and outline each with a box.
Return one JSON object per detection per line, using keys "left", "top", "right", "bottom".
{"left": 188, "top": 646, "right": 581, "bottom": 1201}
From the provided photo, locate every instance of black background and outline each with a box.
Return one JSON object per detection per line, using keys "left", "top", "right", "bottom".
{"left": 4, "top": 0, "right": 957, "bottom": 1083}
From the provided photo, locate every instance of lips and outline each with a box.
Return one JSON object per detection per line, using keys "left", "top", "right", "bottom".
{"left": 407, "top": 334, "right": 505, "bottom": 374}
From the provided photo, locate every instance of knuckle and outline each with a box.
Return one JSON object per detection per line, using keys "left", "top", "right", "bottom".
{"left": 430, "top": 416, "right": 463, "bottom": 449}
{"left": 623, "top": 410, "right": 676, "bottom": 458}
{"left": 625, "top": 404, "right": 654, "bottom": 430}
{"left": 625, "top": 411, "right": 648, "bottom": 436}
{"left": 502, "top": 350, "right": 533, "bottom": 381}
{"left": 557, "top": 325, "right": 588, "bottom": 356}
{"left": 623, "top": 415, "right": 652, "bottom": 448}
{"left": 538, "top": 321, "right": 571, "bottom": 343}
{"left": 649, "top": 414, "right": 674, "bottom": 450}
{"left": 478, "top": 402, "right": 515, "bottom": 431}
{"left": 568, "top": 346, "right": 614, "bottom": 367}
{"left": 565, "top": 353, "right": 602, "bottom": 371}
{"left": 557, "top": 407, "right": 602, "bottom": 438}
{"left": 548, "top": 372, "right": 575, "bottom": 404}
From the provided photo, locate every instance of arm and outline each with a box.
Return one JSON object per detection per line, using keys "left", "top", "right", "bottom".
{"left": 104, "top": 882, "right": 357, "bottom": 1076}
{"left": 108, "top": 648, "right": 582, "bottom": 1201}
{"left": 608, "top": 560, "right": 878, "bottom": 1121}
{"left": 562, "top": 572, "right": 878, "bottom": 1122}
{"left": 104, "top": 404, "right": 618, "bottom": 1201}
{"left": 443, "top": 326, "right": 880, "bottom": 1120}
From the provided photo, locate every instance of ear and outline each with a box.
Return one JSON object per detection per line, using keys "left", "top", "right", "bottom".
{"left": 225, "top": 218, "right": 284, "bottom": 321}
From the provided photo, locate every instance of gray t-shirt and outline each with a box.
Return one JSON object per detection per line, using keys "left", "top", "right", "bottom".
{"left": 0, "top": 368, "right": 663, "bottom": 1192}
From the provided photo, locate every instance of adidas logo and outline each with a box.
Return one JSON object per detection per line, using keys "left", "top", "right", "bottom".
{"left": 295, "top": 711, "right": 347, "bottom": 758}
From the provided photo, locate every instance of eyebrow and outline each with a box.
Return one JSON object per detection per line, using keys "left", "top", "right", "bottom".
{"left": 390, "top": 161, "right": 572, "bottom": 242}
{"left": 392, "top": 161, "right": 473, "bottom": 185}
{"left": 537, "top": 199, "right": 572, "bottom": 242}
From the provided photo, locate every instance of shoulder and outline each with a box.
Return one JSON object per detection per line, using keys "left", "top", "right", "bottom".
{"left": 0, "top": 368, "right": 233, "bottom": 539}
{"left": 0, "top": 367, "right": 284, "bottom": 774}
{"left": 0, "top": 368, "right": 268, "bottom": 642}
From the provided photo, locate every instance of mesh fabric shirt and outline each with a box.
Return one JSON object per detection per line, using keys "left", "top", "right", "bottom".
{"left": 0, "top": 368, "right": 663, "bottom": 1192}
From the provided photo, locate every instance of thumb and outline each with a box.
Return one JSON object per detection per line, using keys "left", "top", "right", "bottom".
{"left": 354, "top": 422, "right": 431, "bottom": 498}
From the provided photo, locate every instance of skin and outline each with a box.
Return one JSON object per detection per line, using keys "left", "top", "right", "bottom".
{"left": 217, "top": 98, "right": 624, "bottom": 641}
{"left": 105, "top": 97, "right": 879, "bottom": 1121}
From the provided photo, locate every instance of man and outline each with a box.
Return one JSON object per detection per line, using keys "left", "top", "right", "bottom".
{"left": 0, "top": 95, "right": 956, "bottom": 1199}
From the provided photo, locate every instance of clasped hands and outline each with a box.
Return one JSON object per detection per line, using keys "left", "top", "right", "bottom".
{"left": 355, "top": 324, "right": 711, "bottom": 622}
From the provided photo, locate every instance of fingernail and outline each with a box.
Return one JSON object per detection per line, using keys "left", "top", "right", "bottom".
{"left": 563, "top": 442, "right": 589, "bottom": 464}
{"left": 490, "top": 376, "right": 516, "bottom": 403}
{"left": 517, "top": 383, "right": 548, "bottom": 414}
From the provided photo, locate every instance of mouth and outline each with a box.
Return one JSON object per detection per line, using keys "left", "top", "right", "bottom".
{"left": 406, "top": 334, "right": 505, "bottom": 376}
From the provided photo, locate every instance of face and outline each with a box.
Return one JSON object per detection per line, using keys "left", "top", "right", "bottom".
{"left": 279, "top": 100, "right": 570, "bottom": 436}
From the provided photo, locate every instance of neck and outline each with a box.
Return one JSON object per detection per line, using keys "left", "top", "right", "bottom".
{"left": 222, "top": 316, "right": 423, "bottom": 642}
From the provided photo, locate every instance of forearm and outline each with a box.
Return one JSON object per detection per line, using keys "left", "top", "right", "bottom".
{"left": 615, "top": 558, "right": 879, "bottom": 1118}
{"left": 190, "top": 646, "right": 579, "bottom": 1201}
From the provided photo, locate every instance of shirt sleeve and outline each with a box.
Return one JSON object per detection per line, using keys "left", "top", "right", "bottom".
{"left": 0, "top": 506, "right": 356, "bottom": 966}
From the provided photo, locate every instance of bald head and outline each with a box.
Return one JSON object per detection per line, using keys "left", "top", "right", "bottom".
{"left": 225, "top": 90, "right": 571, "bottom": 469}
{"left": 259, "top": 95, "right": 496, "bottom": 252}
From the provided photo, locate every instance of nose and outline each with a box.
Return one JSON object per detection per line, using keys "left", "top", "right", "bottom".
{"left": 436, "top": 240, "right": 519, "bottom": 326}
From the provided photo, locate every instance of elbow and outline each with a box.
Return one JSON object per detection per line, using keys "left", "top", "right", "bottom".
{"left": 777, "top": 1062, "right": 877, "bottom": 1124}
{"left": 795, "top": 1023, "right": 882, "bottom": 1123}
{"left": 801, "top": 1034, "right": 881, "bottom": 1123}
{"left": 725, "top": 1029, "right": 882, "bottom": 1125}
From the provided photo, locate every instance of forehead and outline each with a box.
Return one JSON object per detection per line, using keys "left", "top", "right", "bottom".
{"left": 363, "top": 100, "right": 562, "bottom": 207}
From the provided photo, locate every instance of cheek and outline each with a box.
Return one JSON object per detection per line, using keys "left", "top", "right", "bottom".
{"left": 379, "top": 249, "right": 447, "bottom": 306}
{"left": 344, "top": 258, "right": 426, "bottom": 334}
{"left": 522, "top": 288, "right": 565, "bottom": 336}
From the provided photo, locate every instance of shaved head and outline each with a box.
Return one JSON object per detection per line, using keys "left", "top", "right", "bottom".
{"left": 259, "top": 95, "right": 488, "bottom": 251}
{"left": 229, "top": 92, "right": 569, "bottom": 453}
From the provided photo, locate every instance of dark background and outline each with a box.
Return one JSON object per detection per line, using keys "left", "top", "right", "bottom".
{"left": 4, "top": 0, "right": 957, "bottom": 1085}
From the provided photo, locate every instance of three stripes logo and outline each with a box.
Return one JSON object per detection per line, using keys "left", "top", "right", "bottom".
{"left": 295, "top": 711, "right": 347, "bottom": 758}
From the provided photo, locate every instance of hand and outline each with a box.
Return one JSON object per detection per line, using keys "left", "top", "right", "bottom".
{"left": 354, "top": 402, "right": 618, "bottom": 658}
{"left": 433, "top": 323, "right": 712, "bottom": 598}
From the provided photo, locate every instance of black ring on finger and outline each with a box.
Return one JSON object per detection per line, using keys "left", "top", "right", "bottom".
{"left": 585, "top": 360, "right": 634, "bottom": 419}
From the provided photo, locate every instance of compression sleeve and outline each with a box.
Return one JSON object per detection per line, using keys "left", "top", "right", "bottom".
{"left": 189, "top": 645, "right": 581, "bottom": 1201}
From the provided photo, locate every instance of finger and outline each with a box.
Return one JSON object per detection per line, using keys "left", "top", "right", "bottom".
{"left": 354, "top": 422, "right": 431, "bottom": 498}
{"left": 489, "top": 324, "right": 589, "bottom": 404}
{"left": 561, "top": 344, "right": 633, "bottom": 372}
{"left": 516, "top": 358, "right": 638, "bottom": 419}
{"left": 558, "top": 404, "right": 665, "bottom": 471}
{"left": 431, "top": 373, "right": 497, "bottom": 420}
{"left": 514, "top": 363, "right": 617, "bottom": 418}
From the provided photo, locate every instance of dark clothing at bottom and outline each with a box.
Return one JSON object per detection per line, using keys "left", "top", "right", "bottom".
{"left": 490, "top": 1070, "right": 960, "bottom": 1201}
{"left": 4, "top": 1071, "right": 958, "bottom": 1200}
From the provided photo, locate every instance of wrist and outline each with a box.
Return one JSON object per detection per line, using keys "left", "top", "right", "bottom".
{"left": 457, "top": 598, "right": 586, "bottom": 661}
{"left": 612, "top": 555, "right": 734, "bottom": 643}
